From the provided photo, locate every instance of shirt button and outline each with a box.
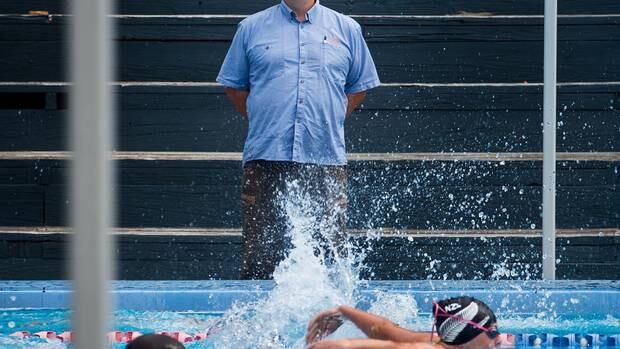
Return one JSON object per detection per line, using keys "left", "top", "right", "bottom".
{"left": 300, "top": 80, "right": 304, "bottom": 84}
{"left": 299, "top": 99, "right": 304, "bottom": 104}
{"left": 300, "top": 42, "right": 306, "bottom": 46}
{"left": 301, "top": 60, "right": 306, "bottom": 64}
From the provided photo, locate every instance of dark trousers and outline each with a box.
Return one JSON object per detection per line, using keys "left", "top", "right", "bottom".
{"left": 240, "top": 160, "right": 347, "bottom": 279}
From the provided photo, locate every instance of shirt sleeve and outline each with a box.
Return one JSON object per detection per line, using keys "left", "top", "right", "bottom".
{"left": 345, "top": 23, "right": 381, "bottom": 94}
{"left": 216, "top": 22, "right": 250, "bottom": 90}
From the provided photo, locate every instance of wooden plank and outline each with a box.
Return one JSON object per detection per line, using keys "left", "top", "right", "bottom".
{"left": 1, "top": 232, "right": 617, "bottom": 280}
{"left": 2, "top": 257, "right": 617, "bottom": 280}
{"left": 361, "top": 260, "right": 544, "bottom": 280}
{"left": 348, "top": 185, "right": 619, "bottom": 230}
{"left": 0, "top": 110, "right": 66, "bottom": 151}
{"left": 556, "top": 263, "right": 620, "bottom": 279}
{"left": 364, "top": 261, "right": 620, "bottom": 280}
{"left": 0, "top": 83, "right": 617, "bottom": 110}
{"left": 557, "top": 245, "right": 620, "bottom": 263}
{"left": 0, "top": 164, "right": 32, "bottom": 184}
{"left": 365, "top": 243, "right": 619, "bottom": 263}
{"left": 363, "top": 244, "right": 542, "bottom": 263}
{"left": 33, "top": 183, "right": 619, "bottom": 229}
{"left": 0, "top": 186, "right": 45, "bottom": 226}
{"left": 115, "top": 242, "right": 241, "bottom": 262}
{"left": 0, "top": 85, "right": 617, "bottom": 156}
{"left": 0, "top": 240, "right": 7, "bottom": 258}
{"left": 0, "top": 257, "right": 242, "bottom": 280}
{"left": 1, "top": 16, "right": 619, "bottom": 83}
{"left": 347, "top": 110, "right": 620, "bottom": 153}
{"left": 3, "top": 158, "right": 614, "bottom": 187}
{"left": 2, "top": 1, "right": 620, "bottom": 15}
{"left": 1, "top": 108, "right": 618, "bottom": 153}
{"left": 0, "top": 258, "right": 67, "bottom": 279}
{"left": 117, "top": 260, "right": 241, "bottom": 280}
{"left": 36, "top": 236, "right": 244, "bottom": 261}
{"left": 0, "top": 159, "right": 616, "bottom": 229}
{"left": 0, "top": 92, "right": 47, "bottom": 109}
{"left": 43, "top": 184, "right": 241, "bottom": 228}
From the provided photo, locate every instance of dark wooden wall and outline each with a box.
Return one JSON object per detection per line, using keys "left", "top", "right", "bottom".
{"left": 0, "top": 0, "right": 618, "bottom": 280}
{"left": 1, "top": 158, "right": 618, "bottom": 229}
{"left": 1, "top": 15, "right": 620, "bottom": 83}
{"left": 1, "top": 233, "right": 618, "bottom": 280}
{"left": 4, "top": 0, "right": 620, "bottom": 15}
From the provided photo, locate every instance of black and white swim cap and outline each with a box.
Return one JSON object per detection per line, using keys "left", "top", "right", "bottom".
{"left": 433, "top": 296, "right": 497, "bottom": 345}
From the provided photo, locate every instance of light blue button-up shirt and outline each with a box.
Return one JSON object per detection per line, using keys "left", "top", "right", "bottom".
{"left": 217, "top": 0, "right": 380, "bottom": 165}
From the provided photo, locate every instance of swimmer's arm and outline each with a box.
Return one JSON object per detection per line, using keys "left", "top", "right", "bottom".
{"left": 307, "top": 338, "right": 435, "bottom": 349}
{"left": 223, "top": 87, "right": 249, "bottom": 118}
{"left": 338, "top": 305, "right": 435, "bottom": 343}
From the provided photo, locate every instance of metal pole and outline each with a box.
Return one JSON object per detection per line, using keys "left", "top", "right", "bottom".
{"left": 69, "top": 0, "right": 115, "bottom": 346}
{"left": 542, "top": 0, "right": 557, "bottom": 280}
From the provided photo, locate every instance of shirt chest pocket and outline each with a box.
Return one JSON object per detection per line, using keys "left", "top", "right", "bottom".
{"left": 321, "top": 40, "right": 349, "bottom": 84}
{"left": 248, "top": 42, "right": 285, "bottom": 81}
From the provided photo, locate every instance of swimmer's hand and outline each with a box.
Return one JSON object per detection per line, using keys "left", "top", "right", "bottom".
{"left": 306, "top": 307, "right": 345, "bottom": 344}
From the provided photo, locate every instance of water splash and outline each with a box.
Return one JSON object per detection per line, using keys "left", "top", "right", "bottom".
{"left": 210, "top": 179, "right": 367, "bottom": 349}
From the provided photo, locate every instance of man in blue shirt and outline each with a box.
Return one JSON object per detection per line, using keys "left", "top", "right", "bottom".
{"left": 217, "top": 0, "right": 380, "bottom": 279}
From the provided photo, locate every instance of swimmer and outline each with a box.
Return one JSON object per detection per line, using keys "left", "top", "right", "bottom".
{"left": 305, "top": 296, "right": 500, "bottom": 349}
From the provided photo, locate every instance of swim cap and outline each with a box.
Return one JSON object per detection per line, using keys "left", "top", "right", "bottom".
{"left": 433, "top": 296, "right": 497, "bottom": 345}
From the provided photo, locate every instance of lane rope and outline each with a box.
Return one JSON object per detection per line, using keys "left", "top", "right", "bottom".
{"left": 7, "top": 332, "right": 620, "bottom": 346}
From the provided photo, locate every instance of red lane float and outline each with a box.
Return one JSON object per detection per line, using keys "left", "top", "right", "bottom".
{"left": 34, "top": 331, "right": 57, "bottom": 340}
{"left": 107, "top": 331, "right": 144, "bottom": 343}
{"left": 57, "top": 331, "right": 73, "bottom": 342}
{"left": 8, "top": 331, "right": 29, "bottom": 339}
{"left": 159, "top": 331, "right": 194, "bottom": 343}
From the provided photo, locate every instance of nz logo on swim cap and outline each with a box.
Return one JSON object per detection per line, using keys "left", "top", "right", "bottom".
{"left": 445, "top": 303, "right": 462, "bottom": 312}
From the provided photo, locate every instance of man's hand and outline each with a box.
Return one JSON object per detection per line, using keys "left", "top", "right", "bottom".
{"left": 224, "top": 87, "right": 250, "bottom": 117}
{"left": 306, "top": 307, "right": 346, "bottom": 344}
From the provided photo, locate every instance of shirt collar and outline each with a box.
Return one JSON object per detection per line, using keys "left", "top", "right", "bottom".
{"left": 280, "top": 0, "right": 320, "bottom": 23}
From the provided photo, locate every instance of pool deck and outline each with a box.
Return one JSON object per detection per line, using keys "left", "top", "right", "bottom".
{"left": 1, "top": 280, "right": 618, "bottom": 316}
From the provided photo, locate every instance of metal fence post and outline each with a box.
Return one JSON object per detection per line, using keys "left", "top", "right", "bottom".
{"left": 69, "top": 0, "right": 115, "bottom": 347}
{"left": 542, "top": 0, "right": 558, "bottom": 280}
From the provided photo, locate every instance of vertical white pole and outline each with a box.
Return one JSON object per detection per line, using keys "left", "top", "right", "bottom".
{"left": 69, "top": 0, "right": 115, "bottom": 346}
{"left": 542, "top": 0, "right": 557, "bottom": 280}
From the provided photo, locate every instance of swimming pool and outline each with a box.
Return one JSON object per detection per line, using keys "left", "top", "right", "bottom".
{"left": 1, "top": 280, "right": 619, "bottom": 348}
